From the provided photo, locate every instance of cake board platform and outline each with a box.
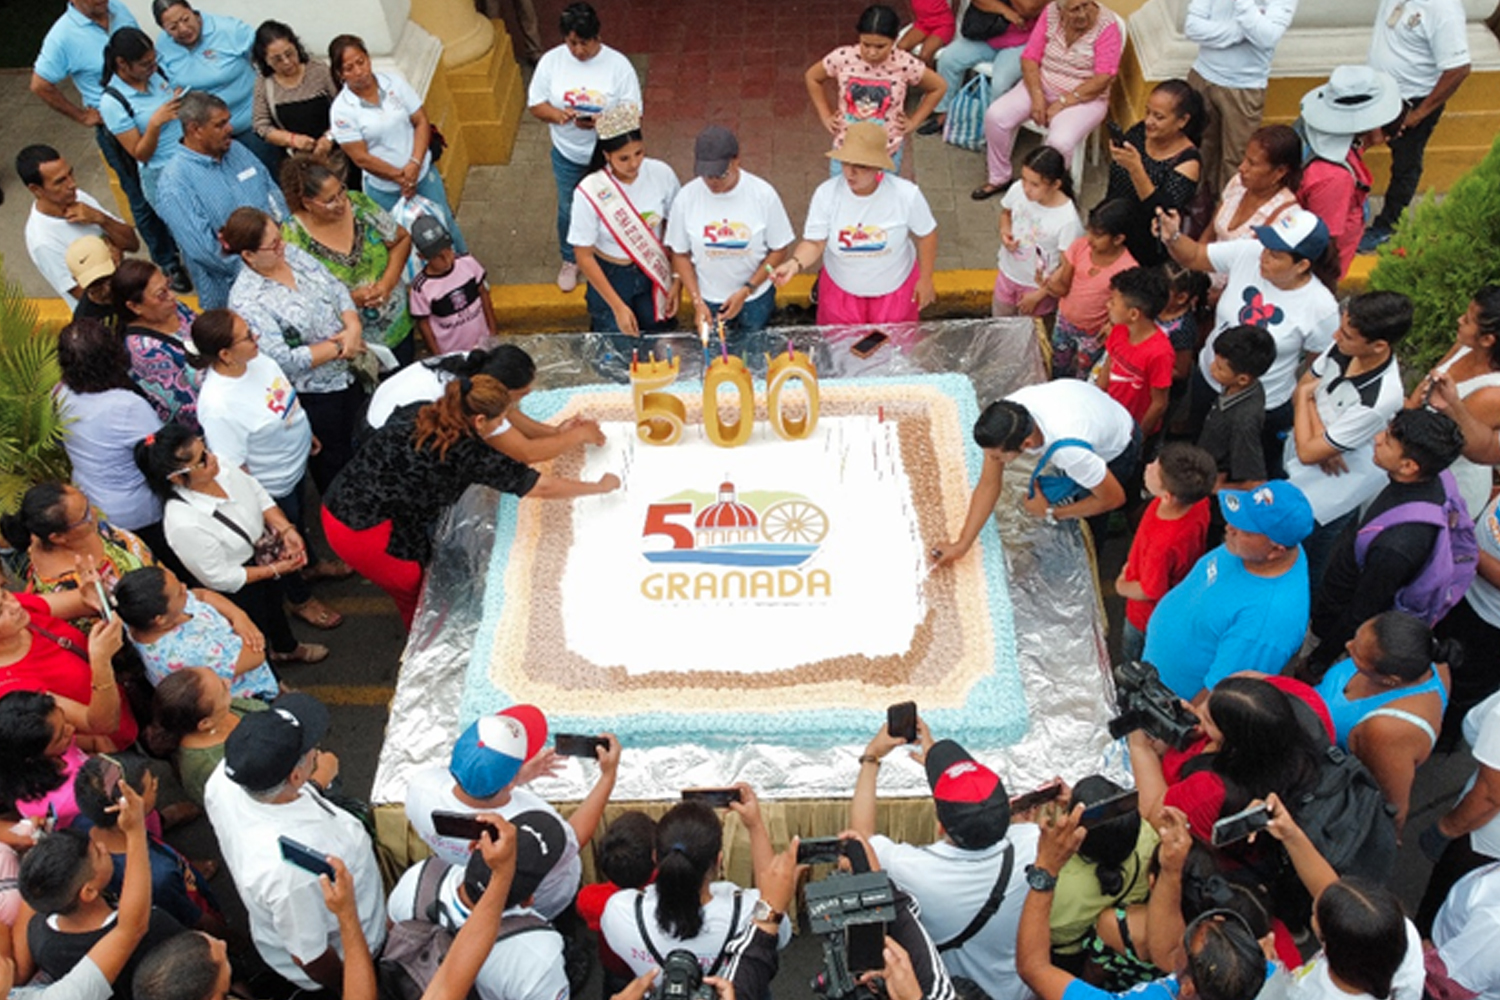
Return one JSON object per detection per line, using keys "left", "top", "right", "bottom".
{"left": 370, "top": 319, "right": 1122, "bottom": 877}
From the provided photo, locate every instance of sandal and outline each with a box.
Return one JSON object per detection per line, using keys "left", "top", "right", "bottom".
{"left": 971, "top": 180, "right": 1011, "bottom": 200}
{"left": 271, "top": 642, "right": 330, "bottom": 665}
{"left": 289, "top": 598, "right": 344, "bottom": 630}
{"left": 301, "top": 558, "right": 354, "bottom": 583}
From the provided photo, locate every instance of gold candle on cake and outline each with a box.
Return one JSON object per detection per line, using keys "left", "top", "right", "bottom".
{"left": 765, "top": 345, "right": 820, "bottom": 441}
{"left": 630, "top": 351, "right": 686, "bottom": 446}
{"left": 702, "top": 353, "right": 754, "bottom": 448}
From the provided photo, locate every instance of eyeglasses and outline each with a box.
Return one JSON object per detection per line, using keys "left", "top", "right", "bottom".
{"left": 62, "top": 506, "right": 97, "bottom": 532}
{"left": 171, "top": 447, "right": 212, "bottom": 479}
{"left": 313, "top": 184, "right": 348, "bottom": 207}
{"left": 255, "top": 235, "right": 285, "bottom": 254}
{"left": 229, "top": 330, "right": 257, "bottom": 347}
{"left": 266, "top": 49, "right": 300, "bottom": 66}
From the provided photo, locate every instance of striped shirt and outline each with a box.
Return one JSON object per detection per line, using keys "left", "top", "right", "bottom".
{"left": 1022, "top": 2, "right": 1124, "bottom": 99}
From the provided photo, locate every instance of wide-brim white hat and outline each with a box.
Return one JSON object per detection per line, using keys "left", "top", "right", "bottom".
{"left": 1300, "top": 65, "right": 1403, "bottom": 138}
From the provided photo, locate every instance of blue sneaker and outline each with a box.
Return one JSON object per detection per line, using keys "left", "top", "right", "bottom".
{"left": 1358, "top": 226, "right": 1392, "bottom": 254}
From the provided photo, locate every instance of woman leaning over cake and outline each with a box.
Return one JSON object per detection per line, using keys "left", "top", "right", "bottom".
{"left": 771, "top": 121, "right": 936, "bottom": 330}
{"left": 322, "top": 375, "right": 620, "bottom": 628}
{"left": 568, "top": 102, "right": 680, "bottom": 350}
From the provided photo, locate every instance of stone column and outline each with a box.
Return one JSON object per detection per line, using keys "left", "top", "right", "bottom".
{"left": 408, "top": 0, "right": 497, "bottom": 67}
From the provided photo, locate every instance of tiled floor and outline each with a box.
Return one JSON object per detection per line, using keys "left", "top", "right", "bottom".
{"left": 0, "top": 0, "right": 1117, "bottom": 301}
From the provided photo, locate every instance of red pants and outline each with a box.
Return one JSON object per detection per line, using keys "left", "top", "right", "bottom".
{"left": 321, "top": 509, "right": 424, "bottom": 628}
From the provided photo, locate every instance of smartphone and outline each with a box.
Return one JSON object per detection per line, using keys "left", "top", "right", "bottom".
{"left": 96, "top": 754, "right": 124, "bottom": 801}
{"left": 797, "top": 837, "right": 848, "bottom": 865}
{"left": 850, "top": 330, "right": 890, "bottom": 358}
{"left": 431, "top": 811, "right": 499, "bottom": 842}
{"left": 846, "top": 921, "right": 888, "bottom": 974}
{"left": 1211, "top": 803, "right": 1271, "bottom": 847}
{"left": 93, "top": 579, "right": 113, "bottom": 623}
{"left": 1079, "top": 789, "right": 1139, "bottom": 829}
{"left": 1009, "top": 780, "right": 1064, "bottom": 814}
{"left": 278, "top": 835, "right": 336, "bottom": 881}
{"left": 554, "top": 733, "right": 609, "bottom": 758}
{"left": 1107, "top": 120, "right": 1126, "bottom": 147}
{"left": 681, "top": 787, "right": 742, "bottom": 808}
{"left": 887, "top": 701, "right": 917, "bottom": 744}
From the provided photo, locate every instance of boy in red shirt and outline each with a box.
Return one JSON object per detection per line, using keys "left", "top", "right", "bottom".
{"left": 1097, "top": 266, "right": 1175, "bottom": 436}
{"left": 575, "top": 811, "right": 656, "bottom": 996}
{"left": 1114, "top": 442, "right": 1218, "bottom": 662}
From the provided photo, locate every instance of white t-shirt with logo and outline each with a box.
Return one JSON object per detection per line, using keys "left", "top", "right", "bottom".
{"left": 665, "top": 171, "right": 795, "bottom": 305}
{"left": 1283, "top": 346, "right": 1404, "bottom": 524}
{"left": 997, "top": 186, "right": 1085, "bottom": 288}
{"left": 196, "top": 352, "right": 313, "bottom": 499}
{"left": 1368, "top": 0, "right": 1471, "bottom": 100}
{"left": 1007, "top": 380, "right": 1137, "bottom": 490}
{"left": 600, "top": 881, "right": 790, "bottom": 977}
{"left": 804, "top": 173, "right": 936, "bottom": 298}
{"left": 527, "top": 44, "right": 642, "bottom": 165}
{"left": 1199, "top": 239, "right": 1340, "bottom": 409}
{"left": 403, "top": 766, "right": 582, "bottom": 920}
{"left": 24, "top": 191, "right": 117, "bottom": 305}
{"left": 568, "top": 159, "right": 680, "bottom": 262}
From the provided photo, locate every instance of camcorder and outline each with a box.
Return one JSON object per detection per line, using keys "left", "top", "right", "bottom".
{"left": 806, "top": 849, "right": 897, "bottom": 1000}
{"left": 654, "top": 949, "right": 716, "bottom": 1000}
{"left": 1107, "top": 660, "right": 1200, "bottom": 750}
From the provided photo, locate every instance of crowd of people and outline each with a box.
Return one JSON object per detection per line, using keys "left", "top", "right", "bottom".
{"left": 4, "top": 1, "right": 1499, "bottom": 1000}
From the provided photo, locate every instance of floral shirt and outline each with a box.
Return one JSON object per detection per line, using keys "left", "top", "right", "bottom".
{"left": 283, "top": 193, "right": 413, "bottom": 350}
{"left": 124, "top": 305, "right": 202, "bottom": 429}
{"left": 228, "top": 243, "right": 357, "bottom": 395}
{"left": 132, "top": 592, "right": 278, "bottom": 700}
{"left": 23, "top": 521, "right": 158, "bottom": 632}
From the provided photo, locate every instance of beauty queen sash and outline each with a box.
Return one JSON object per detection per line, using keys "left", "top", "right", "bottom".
{"left": 577, "top": 169, "right": 673, "bottom": 320}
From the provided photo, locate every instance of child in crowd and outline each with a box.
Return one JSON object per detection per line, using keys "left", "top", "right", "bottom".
{"left": 72, "top": 757, "right": 225, "bottom": 936}
{"left": 994, "top": 145, "right": 1084, "bottom": 320}
{"left": 896, "top": 0, "right": 954, "bottom": 66}
{"left": 1114, "top": 443, "right": 1217, "bottom": 662}
{"left": 1097, "top": 266, "right": 1174, "bottom": 437}
{"left": 577, "top": 810, "right": 658, "bottom": 998}
{"left": 408, "top": 215, "right": 497, "bottom": 356}
{"left": 1197, "top": 324, "right": 1275, "bottom": 492}
{"left": 1158, "top": 262, "right": 1211, "bottom": 429}
{"left": 1038, "top": 199, "right": 1137, "bottom": 381}
{"left": 66, "top": 236, "right": 119, "bottom": 326}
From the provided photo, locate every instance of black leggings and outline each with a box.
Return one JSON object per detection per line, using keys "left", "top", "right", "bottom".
{"left": 299, "top": 381, "right": 366, "bottom": 494}
{"left": 228, "top": 575, "right": 298, "bottom": 656}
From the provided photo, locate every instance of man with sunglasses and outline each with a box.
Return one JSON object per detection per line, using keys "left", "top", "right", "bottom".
{"left": 1017, "top": 804, "right": 1269, "bottom": 1000}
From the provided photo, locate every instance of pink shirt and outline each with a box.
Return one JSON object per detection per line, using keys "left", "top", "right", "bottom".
{"left": 1210, "top": 177, "right": 1299, "bottom": 290}
{"left": 822, "top": 45, "right": 927, "bottom": 155}
{"left": 1298, "top": 151, "right": 1370, "bottom": 280}
{"left": 1023, "top": 2, "right": 1123, "bottom": 98}
{"left": 1058, "top": 236, "right": 1137, "bottom": 333}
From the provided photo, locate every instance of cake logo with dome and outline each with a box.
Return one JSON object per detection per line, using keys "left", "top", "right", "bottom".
{"left": 702, "top": 219, "right": 752, "bottom": 252}
{"left": 562, "top": 88, "right": 606, "bottom": 115}
{"left": 837, "top": 224, "right": 888, "bottom": 253}
{"left": 638, "top": 481, "right": 832, "bottom": 602}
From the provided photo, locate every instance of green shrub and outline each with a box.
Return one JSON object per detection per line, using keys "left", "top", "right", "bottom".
{"left": 1369, "top": 131, "right": 1500, "bottom": 376}
{"left": 0, "top": 261, "right": 69, "bottom": 514}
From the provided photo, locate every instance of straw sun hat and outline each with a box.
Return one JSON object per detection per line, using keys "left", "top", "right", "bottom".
{"left": 828, "top": 121, "right": 896, "bottom": 172}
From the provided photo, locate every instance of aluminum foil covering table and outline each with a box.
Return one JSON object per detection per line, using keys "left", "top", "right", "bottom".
{"left": 371, "top": 318, "right": 1122, "bottom": 806}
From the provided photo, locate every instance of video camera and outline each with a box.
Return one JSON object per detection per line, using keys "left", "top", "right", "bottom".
{"left": 654, "top": 949, "right": 716, "bottom": 1000}
{"left": 1107, "top": 660, "right": 1200, "bottom": 751}
{"left": 806, "top": 848, "right": 897, "bottom": 1000}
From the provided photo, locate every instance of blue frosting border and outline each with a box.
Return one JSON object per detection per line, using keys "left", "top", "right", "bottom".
{"left": 457, "top": 373, "right": 1027, "bottom": 749}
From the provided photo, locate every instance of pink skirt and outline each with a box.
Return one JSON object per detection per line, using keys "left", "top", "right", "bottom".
{"left": 817, "top": 263, "right": 922, "bottom": 327}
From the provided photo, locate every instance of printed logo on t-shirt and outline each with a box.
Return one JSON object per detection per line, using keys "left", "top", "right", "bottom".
{"left": 1237, "top": 286, "right": 1285, "bottom": 328}
{"left": 836, "top": 224, "right": 888, "bottom": 255}
{"left": 563, "top": 87, "right": 606, "bottom": 114}
{"left": 843, "top": 78, "right": 894, "bottom": 123}
{"left": 1205, "top": 553, "right": 1218, "bottom": 586}
{"left": 702, "top": 219, "right": 751, "bottom": 256}
{"left": 265, "top": 376, "right": 299, "bottom": 421}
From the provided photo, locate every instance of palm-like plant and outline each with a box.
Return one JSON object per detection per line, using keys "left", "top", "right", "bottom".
{"left": 0, "top": 262, "right": 70, "bottom": 513}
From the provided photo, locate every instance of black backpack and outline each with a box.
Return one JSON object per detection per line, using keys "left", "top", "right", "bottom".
{"left": 377, "top": 858, "right": 552, "bottom": 1000}
{"left": 1289, "top": 742, "right": 1399, "bottom": 883}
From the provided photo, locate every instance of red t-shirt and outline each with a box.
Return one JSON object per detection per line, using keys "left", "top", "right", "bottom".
{"left": 0, "top": 593, "right": 138, "bottom": 748}
{"left": 577, "top": 880, "right": 633, "bottom": 976}
{"left": 1103, "top": 324, "right": 1175, "bottom": 429}
{"left": 1122, "top": 497, "right": 1210, "bottom": 631}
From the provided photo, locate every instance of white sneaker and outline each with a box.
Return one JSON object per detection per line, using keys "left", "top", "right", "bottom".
{"left": 557, "top": 261, "right": 580, "bottom": 292}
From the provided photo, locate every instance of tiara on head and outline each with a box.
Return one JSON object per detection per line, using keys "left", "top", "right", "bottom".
{"left": 595, "top": 102, "right": 642, "bottom": 141}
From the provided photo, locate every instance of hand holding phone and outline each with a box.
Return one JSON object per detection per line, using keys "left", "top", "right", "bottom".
{"left": 1211, "top": 803, "right": 1271, "bottom": 847}
{"left": 1107, "top": 120, "right": 1126, "bottom": 147}
{"left": 279, "top": 835, "right": 336, "bottom": 881}
{"left": 554, "top": 733, "right": 609, "bottom": 758}
{"left": 796, "top": 836, "right": 848, "bottom": 865}
{"left": 681, "top": 787, "right": 742, "bottom": 808}
{"left": 431, "top": 810, "right": 500, "bottom": 842}
{"left": 887, "top": 702, "right": 917, "bottom": 744}
{"left": 1079, "top": 789, "right": 1139, "bottom": 829}
{"left": 1009, "top": 780, "right": 1064, "bottom": 815}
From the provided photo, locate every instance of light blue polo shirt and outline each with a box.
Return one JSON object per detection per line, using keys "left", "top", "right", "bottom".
{"left": 33, "top": 0, "right": 140, "bottom": 110}
{"left": 100, "top": 72, "right": 184, "bottom": 201}
{"left": 155, "top": 12, "right": 257, "bottom": 133}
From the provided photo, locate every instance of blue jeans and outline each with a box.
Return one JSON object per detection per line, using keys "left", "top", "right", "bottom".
{"left": 585, "top": 256, "right": 675, "bottom": 363}
{"left": 552, "top": 147, "right": 591, "bottom": 263}
{"left": 936, "top": 40, "right": 1024, "bottom": 114}
{"left": 365, "top": 166, "right": 468, "bottom": 255}
{"left": 1120, "top": 618, "right": 1145, "bottom": 665}
{"left": 705, "top": 289, "right": 777, "bottom": 363}
{"left": 95, "top": 125, "right": 181, "bottom": 275}
{"left": 830, "top": 144, "right": 903, "bottom": 179}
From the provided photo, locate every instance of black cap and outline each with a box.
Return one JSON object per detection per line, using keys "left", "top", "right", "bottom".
{"left": 925, "top": 740, "right": 1010, "bottom": 849}
{"left": 462, "top": 809, "right": 567, "bottom": 907}
{"left": 223, "top": 692, "right": 330, "bottom": 791}
{"left": 693, "top": 126, "right": 739, "bottom": 178}
{"left": 411, "top": 214, "right": 454, "bottom": 258}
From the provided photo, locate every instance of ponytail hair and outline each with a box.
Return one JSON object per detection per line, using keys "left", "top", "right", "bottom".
{"left": 134, "top": 423, "right": 201, "bottom": 497}
{"left": 652, "top": 801, "right": 723, "bottom": 940}
{"left": 1366, "top": 611, "right": 1463, "bottom": 680}
{"left": 0, "top": 482, "right": 72, "bottom": 553}
{"left": 102, "top": 27, "right": 154, "bottom": 87}
{"left": 219, "top": 206, "right": 273, "bottom": 258}
{"left": 1315, "top": 878, "right": 1408, "bottom": 1000}
{"left": 1071, "top": 775, "right": 1141, "bottom": 897}
{"left": 1020, "top": 145, "right": 1074, "bottom": 203}
{"left": 412, "top": 374, "right": 510, "bottom": 459}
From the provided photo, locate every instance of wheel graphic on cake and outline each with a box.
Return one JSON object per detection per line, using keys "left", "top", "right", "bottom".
{"left": 759, "top": 501, "right": 828, "bottom": 544}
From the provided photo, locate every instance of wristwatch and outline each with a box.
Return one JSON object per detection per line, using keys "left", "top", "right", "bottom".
{"left": 751, "top": 898, "right": 784, "bottom": 925}
{"left": 1025, "top": 864, "right": 1058, "bottom": 892}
